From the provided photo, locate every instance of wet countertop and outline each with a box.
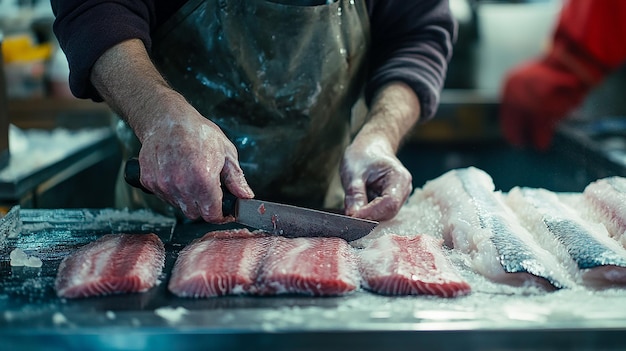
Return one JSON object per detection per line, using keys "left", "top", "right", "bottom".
{"left": 1, "top": 206, "right": 626, "bottom": 351}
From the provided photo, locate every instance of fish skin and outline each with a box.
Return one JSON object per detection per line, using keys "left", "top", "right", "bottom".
{"left": 544, "top": 220, "right": 626, "bottom": 269}
{"left": 55, "top": 233, "right": 165, "bottom": 299}
{"left": 423, "top": 167, "right": 570, "bottom": 290}
{"left": 508, "top": 187, "right": 626, "bottom": 287}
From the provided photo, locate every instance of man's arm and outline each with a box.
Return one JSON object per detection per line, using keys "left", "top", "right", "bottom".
{"left": 90, "top": 39, "right": 254, "bottom": 223}
{"left": 366, "top": 0, "right": 455, "bottom": 121}
{"left": 342, "top": 0, "right": 455, "bottom": 221}
{"left": 341, "top": 82, "right": 418, "bottom": 221}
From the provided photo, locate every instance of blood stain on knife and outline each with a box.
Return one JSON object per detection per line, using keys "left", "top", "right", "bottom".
{"left": 258, "top": 203, "right": 266, "bottom": 215}
{"left": 271, "top": 214, "right": 278, "bottom": 231}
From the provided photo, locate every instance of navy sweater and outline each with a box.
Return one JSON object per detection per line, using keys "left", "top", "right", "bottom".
{"left": 50, "top": 0, "right": 455, "bottom": 119}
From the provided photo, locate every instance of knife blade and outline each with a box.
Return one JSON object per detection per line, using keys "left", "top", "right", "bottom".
{"left": 232, "top": 198, "right": 378, "bottom": 241}
{"left": 124, "top": 158, "right": 378, "bottom": 241}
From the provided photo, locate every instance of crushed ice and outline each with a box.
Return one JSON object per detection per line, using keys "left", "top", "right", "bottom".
{"left": 10, "top": 248, "right": 43, "bottom": 268}
{"left": 154, "top": 306, "right": 188, "bottom": 324}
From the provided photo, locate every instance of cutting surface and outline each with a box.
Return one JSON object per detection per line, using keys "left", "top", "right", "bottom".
{"left": 2, "top": 207, "right": 626, "bottom": 351}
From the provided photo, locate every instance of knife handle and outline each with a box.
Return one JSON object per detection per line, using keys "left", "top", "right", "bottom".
{"left": 123, "top": 157, "right": 237, "bottom": 217}
{"left": 124, "top": 157, "right": 151, "bottom": 194}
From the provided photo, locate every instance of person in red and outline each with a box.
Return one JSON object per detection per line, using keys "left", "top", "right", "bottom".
{"left": 500, "top": 0, "right": 626, "bottom": 150}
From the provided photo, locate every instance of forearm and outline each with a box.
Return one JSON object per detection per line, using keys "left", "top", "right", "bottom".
{"left": 354, "top": 82, "right": 421, "bottom": 153}
{"left": 366, "top": 0, "right": 454, "bottom": 121}
{"left": 90, "top": 38, "right": 190, "bottom": 142}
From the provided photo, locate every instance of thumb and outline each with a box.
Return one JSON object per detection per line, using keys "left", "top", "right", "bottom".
{"left": 221, "top": 159, "right": 254, "bottom": 199}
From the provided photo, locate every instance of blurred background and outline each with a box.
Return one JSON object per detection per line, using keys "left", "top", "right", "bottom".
{"left": 1, "top": 0, "right": 624, "bottom": 212}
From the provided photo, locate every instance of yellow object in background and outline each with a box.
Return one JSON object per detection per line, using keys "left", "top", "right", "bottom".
{"left": 2, "top": 34, "right": 53, "bottom": 98}
{"left": 2, "top": 34, "right": 52, "bottom": 64}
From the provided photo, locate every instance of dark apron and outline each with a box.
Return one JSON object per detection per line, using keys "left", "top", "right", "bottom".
{"left": 115, "top": 0, "right": 370, "bottom": 216}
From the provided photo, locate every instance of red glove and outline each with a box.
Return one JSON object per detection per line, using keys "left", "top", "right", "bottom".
{"left": 499, "top": 58, "right": 589, "bottom": 150}
{"left": 500, "top": 0, "right": 626, "bottom": 150}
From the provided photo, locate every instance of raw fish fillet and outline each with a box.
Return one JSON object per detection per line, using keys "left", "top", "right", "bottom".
{"left": 508, "top": 187, "right": 626, "bottom": 287}
{"left": 169, "top": 230, "right": 359, "bottom": 297}
{"left": 358, "top": 234, "right": 471, "bottom": 297}
{"left": 422, "top": 167, "right": 571, "bottom": 290}
{"left": 55, "top": 233, "right": 165, "bottom": 299}
{"left": 168, "top": 229, "right": 271, "bottom": 297}
{"left": 257, "top": 236, "right": 359, "bottom": 296}
{"left": 583, "top": 177, "right": 626, "bottom": 248}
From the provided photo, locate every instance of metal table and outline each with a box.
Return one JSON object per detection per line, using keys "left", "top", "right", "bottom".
{"left": 1, "top": 207, "right": 626, "bottom": 351}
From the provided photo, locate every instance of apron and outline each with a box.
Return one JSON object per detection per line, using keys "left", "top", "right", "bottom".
{"left": 115, "top": 0, "right": 370, "bottom": 217}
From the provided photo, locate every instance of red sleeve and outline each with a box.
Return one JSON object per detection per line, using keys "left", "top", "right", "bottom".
{"left": 549, "top": 0, "right": 626, "bottom": 85}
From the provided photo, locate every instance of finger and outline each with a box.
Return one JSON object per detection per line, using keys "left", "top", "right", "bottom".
{"left": 197, "top": 179, "right": 229, "bottom": 224}
{"left": 176, "top": 197, "right": 201, "bottom": 221}
{"left": 351, "top": 195, "right": 400, "bottom": 222}
{"left": 343, "top": 178, "right": 368, "bottom": 217}
{"left": 221, "top": 159, "right": 254, "bottom": 199}
{"left": 199, "top": 198, "right": 232, "bottom": 224}
{"left": 353, "top": 171, "right": 412, "bottom": 221}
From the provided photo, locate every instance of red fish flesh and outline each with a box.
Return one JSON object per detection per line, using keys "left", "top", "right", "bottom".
{"left": 168, "top": 229, "right": 359, "bottom": 297}
{"left": 168, "top": 229, "right": 271, "bottom": 298}
{"left": 55, "top": 233, "right": 165, "bottom": 299}
{"left": 358, "top": 234, "right": 471, "bottom": 297}
{"left": 256, "top": 236, "right": 360, "bottom": 296}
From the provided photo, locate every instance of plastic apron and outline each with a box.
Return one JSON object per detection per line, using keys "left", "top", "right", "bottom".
{"left": 115, "top": 0, "right": 370, "bottom": 217}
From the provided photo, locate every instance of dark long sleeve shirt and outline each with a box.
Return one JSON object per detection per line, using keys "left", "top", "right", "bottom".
{"left": 50, "top": 0, "right": 455, "bottom": 120}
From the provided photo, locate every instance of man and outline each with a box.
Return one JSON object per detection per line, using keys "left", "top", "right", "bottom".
{"left": 500, "top": 0, "right": 626, "bottom": 150}
{"left": 51, "top": 0, "right": 455, "bottom": 223}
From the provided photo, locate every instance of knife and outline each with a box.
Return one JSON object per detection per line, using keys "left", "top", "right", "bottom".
{"left": 124, "top": 158, "right": 378, "bottom": 241}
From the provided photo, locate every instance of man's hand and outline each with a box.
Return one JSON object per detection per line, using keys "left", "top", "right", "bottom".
{"left": 138, "top": 112, "right": 254, "bottom": 223}
{"left": 91, "top": 39, "right": 253, "bottom": 223}
{"left": 341, "top": 82, "right": 419, "bottom": 221}
{"left": 341, "top": 136, "right": 412, "bottom": 221}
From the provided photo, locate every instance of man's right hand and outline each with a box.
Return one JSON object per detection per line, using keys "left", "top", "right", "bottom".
{"left": 138, "top": 111, "right": 254, "bottom": 223}
{"left": 91, "top": 39, "right": 254, "bottom": 223}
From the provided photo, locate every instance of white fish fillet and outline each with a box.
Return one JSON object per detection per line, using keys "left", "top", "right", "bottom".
{"left": 583, "top": 177, "right": 626, "bottom": 248}
{"left": 422, "top": 167, "right": 571, "bottom": 290}
{"left": 507, "top": 187, "right": 626, "bottom": 287}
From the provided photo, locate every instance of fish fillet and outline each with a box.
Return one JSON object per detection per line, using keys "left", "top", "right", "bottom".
{"left": 583, "top": 177, "right": 626, "bottom": 248}
{"left": 508, "top": 187, "right": 626, "bottom": 287}
{"left": 358, "top": 234, "right": 471, "bottom": 297}
{"left": 256, "top": 236, "right": 359, "bottom": 296}
{"left": 168, "top": 229, "right": 271, "bottom": 297}
{"left": 55, "top": 233, "right": 165, "bottom": 299}
{"left": 169, "top": 230, "right": 359, "bottom": 297}
{"left": 422, "top": 167, "right": 571, "bottom": 290}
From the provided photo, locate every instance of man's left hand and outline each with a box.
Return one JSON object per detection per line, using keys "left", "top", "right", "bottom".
{"left": 340, "top": 136, "right": 412, "bottom": 221}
